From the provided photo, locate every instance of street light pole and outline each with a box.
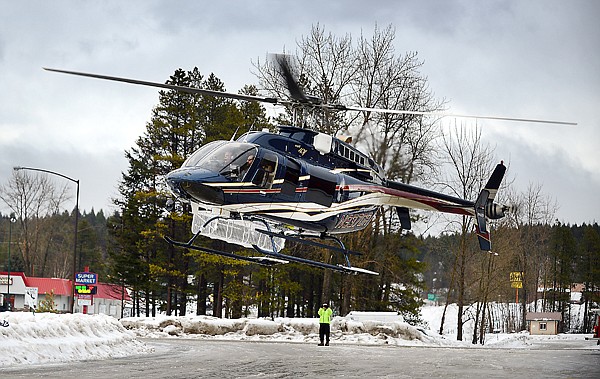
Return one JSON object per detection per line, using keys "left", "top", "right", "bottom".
{"left": 13, "top": 166, "right": 79, "bottom": 313}
{"left": 6, "top": 214, "right": 16, "bottom": 311}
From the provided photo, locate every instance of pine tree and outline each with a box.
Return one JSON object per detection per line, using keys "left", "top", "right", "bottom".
{"left": 108, "top": 67, "right": 272, "bottom": 317}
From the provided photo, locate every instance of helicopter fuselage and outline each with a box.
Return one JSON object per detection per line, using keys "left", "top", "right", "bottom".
{"left": 165, "top": 125, "right": 480, "bottom": 235}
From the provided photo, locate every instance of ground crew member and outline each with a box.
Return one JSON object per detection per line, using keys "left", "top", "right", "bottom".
{"left": 318, "top": 303, "right": 333, "bottom": 346}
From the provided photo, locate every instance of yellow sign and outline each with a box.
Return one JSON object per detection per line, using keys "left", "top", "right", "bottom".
{"left": 510, "top": 271, "right": 523, "bottom": 282}
{"left": 511, "top": 281, "right": 523, "bottom": 288}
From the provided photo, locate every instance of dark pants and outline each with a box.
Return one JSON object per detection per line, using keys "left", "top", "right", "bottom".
{"left": 319, "top": 323, "right": 330, "bottom": 344}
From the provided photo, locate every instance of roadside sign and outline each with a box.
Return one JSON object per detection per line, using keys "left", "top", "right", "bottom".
{"left": 25, "top": 287, "right": 38, "bottom": 308}
{"left": 75, "top": 284, "right": 97, "bottom": 295}
{"left": 75, "top": 272, "right": 97, "bottom": 284}
{"left": 510, "top": 272, "right": 523, "bottom": 282}
{"left": 77, "top": 294, "right": 93, "bottom": 307}
{"left": 77, "top": 298, "right": 92, "bottom": 306}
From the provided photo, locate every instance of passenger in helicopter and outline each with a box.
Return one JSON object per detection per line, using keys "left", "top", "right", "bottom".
{"left": 260, "top": 161, "right": 275, "bottom": 188}
{"left": 238, "top": 154, "right": 255, "bottom": 181}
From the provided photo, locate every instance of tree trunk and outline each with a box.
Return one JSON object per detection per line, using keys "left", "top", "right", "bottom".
{"left": 197, "top": 273, "right": 207, "bottom": 315}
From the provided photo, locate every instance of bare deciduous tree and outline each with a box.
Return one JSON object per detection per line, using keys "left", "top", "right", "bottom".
{"left": 0, "top": 171, "right": 71, "bottom": 276}
{"left": 505, "top": 182, "right": 558, "bottom": 329}
{"left": 437, "top": 123, "right": 496, "bottom": 341}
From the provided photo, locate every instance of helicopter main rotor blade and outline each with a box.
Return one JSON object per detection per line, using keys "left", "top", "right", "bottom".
{"left": 43, "top": 67, "right": 286, "bottom": 105}
{"left": 45, "top": 67, "right": 576, "bottom": 126}
{"left": 341, "top": 105, "right": 577, "bottom": 126}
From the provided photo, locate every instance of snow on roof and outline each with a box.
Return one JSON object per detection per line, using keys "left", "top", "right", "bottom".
{"left": 525, "top": 312, "right": 562, "bottom": 321}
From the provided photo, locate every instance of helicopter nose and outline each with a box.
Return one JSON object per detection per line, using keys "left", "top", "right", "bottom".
{"left": 165, "top": 168, "right": 225, "bottom": 205}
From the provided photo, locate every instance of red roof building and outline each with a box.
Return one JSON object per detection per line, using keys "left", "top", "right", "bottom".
{"left": 1, "top": 271, "right": 131, "bottom": 318}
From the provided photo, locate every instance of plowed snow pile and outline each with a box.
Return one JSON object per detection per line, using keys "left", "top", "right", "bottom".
{"left": 120, "top": 315, "right": 447, "bottom": 346}
{"left": 0, "top": 312, "right": 152, "bottom": 367}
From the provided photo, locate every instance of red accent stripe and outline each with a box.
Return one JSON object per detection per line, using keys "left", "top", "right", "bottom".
{"left": 346, "top": 184, "right": 472, "bottom": 216}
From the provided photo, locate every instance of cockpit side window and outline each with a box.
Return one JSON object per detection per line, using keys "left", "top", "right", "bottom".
{"left": 220, "top": 149, "right": 257, "bottom": 181}
{"left": 219, "top": 147, "right": 257, "bottom": 181}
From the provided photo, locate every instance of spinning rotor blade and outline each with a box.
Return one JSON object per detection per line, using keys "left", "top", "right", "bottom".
{"left": 341, "top": 105, "right": 577, "bottom": 126}
{"left": 272, "top": 54, "right": 308, "bottom": 103}
{"left": 271, "top": 54, "right": 323, "bottom": 105}
{"left": 43, "top": 67, "right": 286, "bottom": 105}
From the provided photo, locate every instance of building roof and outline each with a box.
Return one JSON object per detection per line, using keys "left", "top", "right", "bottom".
{"left": 3, "top": 272, "right": 131, "bottom": 301}
{"left": 525, "top": 312, "right": 562, "bottom": 321}
{"left": 26, "top": 277, "right": 72, "bottom": 296}
{"left": 94, "top": 282, "right": 131, "bottom": 301}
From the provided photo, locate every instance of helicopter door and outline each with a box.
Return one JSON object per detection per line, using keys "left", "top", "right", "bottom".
{"left": 252, "top": 153, "right": 278, "bottom": 189}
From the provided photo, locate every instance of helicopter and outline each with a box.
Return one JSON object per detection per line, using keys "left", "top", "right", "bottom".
{"left": 44, "top": 55, "right": 576, "bottom": 276}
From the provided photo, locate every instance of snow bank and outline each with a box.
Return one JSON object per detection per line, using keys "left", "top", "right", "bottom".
{"left": 0, "top": 312, "right": 152, "bottom": 367}
{"left": 120, "top": 314, "right": 446, "bottom": 346}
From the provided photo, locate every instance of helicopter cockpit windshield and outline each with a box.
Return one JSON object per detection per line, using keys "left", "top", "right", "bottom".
{"left": 183, "top": 141, "right": 258, "bottom": 181}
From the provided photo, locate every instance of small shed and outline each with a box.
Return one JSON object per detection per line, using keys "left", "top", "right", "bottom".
{"left": 526, "top": 312, "right": 562, "bottom": 335}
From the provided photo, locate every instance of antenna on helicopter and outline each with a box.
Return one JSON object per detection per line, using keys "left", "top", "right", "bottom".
{"left": 230, "top": 126, "right": 240, "bottom": 141}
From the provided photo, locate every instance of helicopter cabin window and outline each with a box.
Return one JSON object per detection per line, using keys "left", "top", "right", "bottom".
{"left": 252, "top": 153, "right": 278, "bottom": 189}
{"left": 280, "top": 160, "right": 301, "bottom": 196}
{"left": 305, "top": 168, "right": 337, "bottom": 207}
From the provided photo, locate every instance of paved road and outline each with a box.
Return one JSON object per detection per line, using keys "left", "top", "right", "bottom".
{"left": 2, "top": 338, "right": 599, "bottom": 378}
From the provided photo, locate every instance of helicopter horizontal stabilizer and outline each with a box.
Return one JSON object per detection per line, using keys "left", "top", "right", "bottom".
{"left": 395, "top": 207, "right": 412, "bottom": 230}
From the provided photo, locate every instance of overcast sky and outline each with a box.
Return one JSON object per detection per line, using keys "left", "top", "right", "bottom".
{"left": 0, "top": 0, "right": 598, "bottom": 227}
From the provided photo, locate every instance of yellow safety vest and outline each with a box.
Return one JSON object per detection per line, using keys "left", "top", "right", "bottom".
{"left": 318, "top": 307, "right": 333, "bottom": 324}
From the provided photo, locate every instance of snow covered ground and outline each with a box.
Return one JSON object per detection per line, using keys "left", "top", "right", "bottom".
{"left": 1, "top": 304, "right": 597, "bottom": 368}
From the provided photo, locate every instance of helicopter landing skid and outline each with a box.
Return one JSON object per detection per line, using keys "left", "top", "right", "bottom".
{"left": 250, "top": 244, "right": 378, "bottom": 275}
{"left": 254, "top": 228, "right": 379, "bottom": 276}
{"left": 164, "top": 235, "right": 285, "bottom": 267}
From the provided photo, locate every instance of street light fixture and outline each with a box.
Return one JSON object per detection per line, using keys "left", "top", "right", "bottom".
{"left": 13, "top": 166, "right": 79, "bottom": 313}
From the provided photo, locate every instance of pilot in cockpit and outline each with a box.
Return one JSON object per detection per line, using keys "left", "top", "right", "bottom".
{"left": 222, "top": 150, "right": 235, "bottom": 165}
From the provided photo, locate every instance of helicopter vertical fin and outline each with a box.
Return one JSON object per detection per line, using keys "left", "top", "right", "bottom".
{"left": 474, "top": 162, "right": 506, "bottom": 251}
{"left": 395, "top": 207, "right": 412, "bottom": 230}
